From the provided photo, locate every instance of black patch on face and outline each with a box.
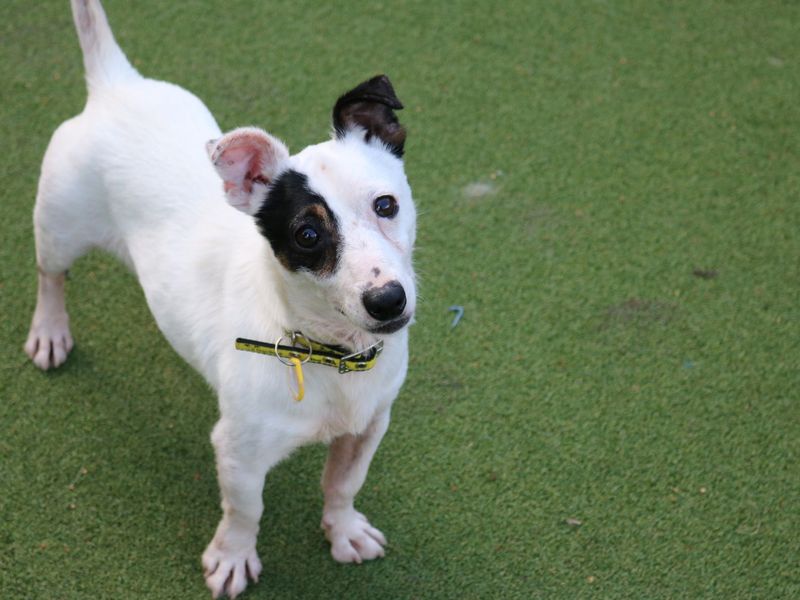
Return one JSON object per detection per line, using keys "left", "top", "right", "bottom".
{"left": 254, "top": 170, "right": 340, "bottom": 276}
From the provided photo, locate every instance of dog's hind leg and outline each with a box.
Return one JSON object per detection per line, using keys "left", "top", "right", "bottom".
{"left": 25, "top": 267, "right": 73, "bottom": 371}
{"left": 24, "top": 117, "right": 110, "bottom": 370}
{"left": 26, "top": 1, "right": 139, "bottom": 370}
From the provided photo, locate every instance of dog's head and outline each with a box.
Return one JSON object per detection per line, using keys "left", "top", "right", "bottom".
{"left": 207, "top": 75, "right": 416, "bottom": 344}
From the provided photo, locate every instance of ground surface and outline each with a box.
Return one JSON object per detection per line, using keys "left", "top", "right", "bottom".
{"left": 2, "top": 1, "right": 799, "bottom": 598}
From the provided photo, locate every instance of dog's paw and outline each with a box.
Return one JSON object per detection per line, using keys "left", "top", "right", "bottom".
{"left": 24, "top": 315, "right": 73, "bottom": 370}
{"left": 321, "top": 509, "right": 387, "bottom": 564}
{"left": 202, "top": 543, "right": 262, "bottom": 599}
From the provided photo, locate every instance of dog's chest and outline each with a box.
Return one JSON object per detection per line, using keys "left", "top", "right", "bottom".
{"left": 301, "top": 370, "right": 388, "bottom": 442}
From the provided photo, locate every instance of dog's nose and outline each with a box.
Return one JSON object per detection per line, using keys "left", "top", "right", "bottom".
{"left": 362, "top": 281, "right": 407, "bottom": 321}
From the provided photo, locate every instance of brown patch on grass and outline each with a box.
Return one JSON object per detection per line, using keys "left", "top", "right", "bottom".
{"left": 603, "top": 298, "right": 677, "bottom": 327}
{"left": 692, "top": 267, "right": 719, "bottom": 280}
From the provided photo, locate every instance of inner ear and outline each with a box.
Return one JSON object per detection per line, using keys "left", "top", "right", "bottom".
{"left": 332, "top": 74, "right": 406, "bottom": 158}
{"left": 208, "top": 127, "right": 289, "bottom": 215}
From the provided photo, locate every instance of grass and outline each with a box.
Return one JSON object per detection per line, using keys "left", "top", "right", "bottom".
{"left": 2, "top": 0, "right": 799, "bottom": 598}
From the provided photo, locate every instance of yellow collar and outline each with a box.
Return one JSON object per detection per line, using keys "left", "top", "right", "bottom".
{"left": 235, "top": 331, "right": 384, "bottom": 374}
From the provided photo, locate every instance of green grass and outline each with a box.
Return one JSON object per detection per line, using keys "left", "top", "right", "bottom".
{"left": 2, "top": 1, "right": 799, "bottom": 598}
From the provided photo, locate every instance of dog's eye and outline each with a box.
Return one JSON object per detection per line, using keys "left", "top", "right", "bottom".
{"left": 294, "top": 225, "right": 319, "bottom": 248}
{"left": 373, "top": 195, "right": 399, "bottom": 219}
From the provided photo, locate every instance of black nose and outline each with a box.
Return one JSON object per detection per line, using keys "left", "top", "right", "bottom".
{"left": 362, "top": 281, "right": 407, "bottom": 321}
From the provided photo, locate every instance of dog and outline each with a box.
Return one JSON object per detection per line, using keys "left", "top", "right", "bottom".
{"left": 24, "top": 1, "right": 416, "bottom": 597}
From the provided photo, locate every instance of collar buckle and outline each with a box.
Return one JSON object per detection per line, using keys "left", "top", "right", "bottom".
{"left": 338, "top": 339, "right": 384, "bottom": 374}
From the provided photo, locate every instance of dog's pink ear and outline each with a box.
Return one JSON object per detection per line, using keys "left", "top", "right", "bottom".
{"left": 207, "top": 127, "right": 289, "bottom": 215}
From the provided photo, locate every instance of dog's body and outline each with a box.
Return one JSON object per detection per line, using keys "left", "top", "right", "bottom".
{"left": 25, "top": 1, "right": 416, "bottom": 597}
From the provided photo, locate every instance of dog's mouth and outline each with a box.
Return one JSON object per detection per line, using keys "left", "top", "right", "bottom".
{"left": 367, "top": 314, "right": 411, "bottom": 335}
{"left": 331, "top": 305, "right": 411, "bottom": 338}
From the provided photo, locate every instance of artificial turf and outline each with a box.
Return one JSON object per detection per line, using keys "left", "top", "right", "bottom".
{"left": 2, "top": 1, "right": 799, "bottom": 598}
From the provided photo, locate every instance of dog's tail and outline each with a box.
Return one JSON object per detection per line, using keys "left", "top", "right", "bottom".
{"left": 70, "top": 0, "right": 139, "bottom": 92}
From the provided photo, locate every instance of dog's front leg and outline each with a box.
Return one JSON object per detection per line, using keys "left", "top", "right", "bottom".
{"left": 202, "top": 418, "right": 294, "bottom": 599}
{"left": 321, "top": 410, "right": 391, "bottom": 563}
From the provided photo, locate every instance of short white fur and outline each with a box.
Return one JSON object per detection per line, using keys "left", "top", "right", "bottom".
{"left": 24, "top": 2, "right": 417, "bottom": 598}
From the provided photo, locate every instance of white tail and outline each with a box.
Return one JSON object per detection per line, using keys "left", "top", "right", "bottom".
{"left": 70, "top": 0, "right": 138, "bottom": 91}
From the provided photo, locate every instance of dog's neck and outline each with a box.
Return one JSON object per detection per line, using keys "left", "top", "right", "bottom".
{"left": 281, "top": 294, "right": 380, "bottom": 354}
{"left": 287, "top": 313, "right": 380, "bottom": 354}
{"left": 254, "top": 241, "right": 379, "bottom": 353}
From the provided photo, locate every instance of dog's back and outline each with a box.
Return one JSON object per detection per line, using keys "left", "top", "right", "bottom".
{"left": 42, "top": 1, "right": 226, "bottom": 266}
{"left": 29, "top": 0, "right": 247, "bottom": 373}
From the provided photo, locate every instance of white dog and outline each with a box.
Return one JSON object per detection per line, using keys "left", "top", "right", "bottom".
{"left": 24, "top": 1, "right": 416, "bottom": 597}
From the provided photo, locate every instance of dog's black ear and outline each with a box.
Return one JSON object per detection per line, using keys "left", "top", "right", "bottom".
{"left": 332, "top": 74, "right": 406, "bottom": 158}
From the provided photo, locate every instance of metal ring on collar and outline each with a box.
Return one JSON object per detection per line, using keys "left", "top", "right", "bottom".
{"left": 273, "top": 334, "right": 313, "bottom": 366}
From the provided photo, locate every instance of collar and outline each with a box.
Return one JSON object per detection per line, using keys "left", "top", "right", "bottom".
{"left": 235, "top": 331, "right": 384, "bottom": 374}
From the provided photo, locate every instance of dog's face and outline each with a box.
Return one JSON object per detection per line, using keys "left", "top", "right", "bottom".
{"left": 207, "top": 76, "right": 416, "bottom": 341}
